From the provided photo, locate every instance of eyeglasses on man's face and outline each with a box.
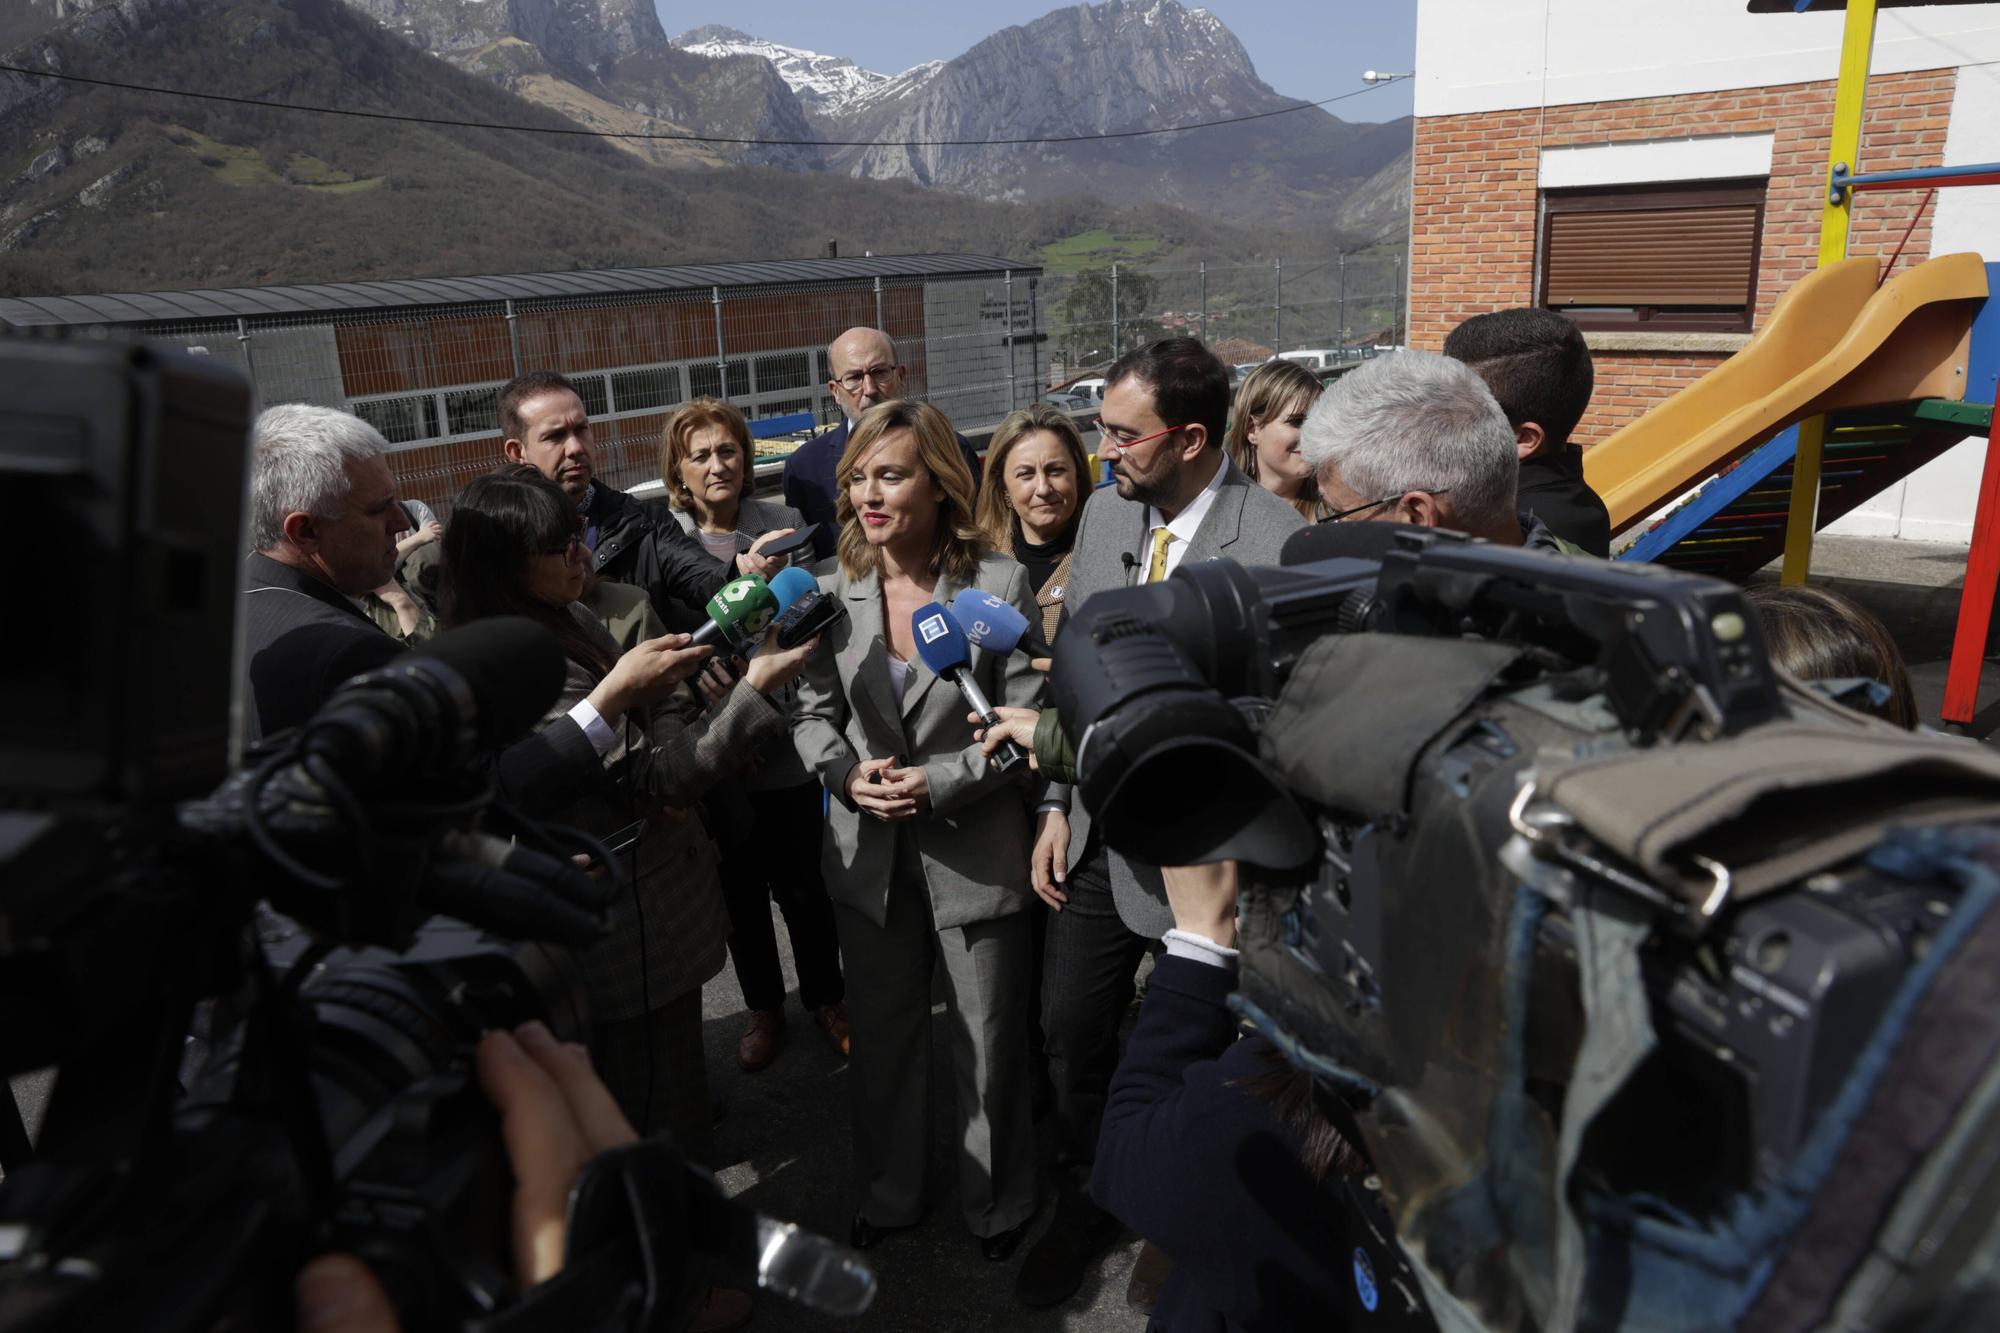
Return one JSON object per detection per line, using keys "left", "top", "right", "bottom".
{"left": 1092, "top": 419, "right": 1182, "bottom": 451}
{"left": 1316, "top": 487, "right": 1454, "bottom": 524}
{"left": 834, "top": 364, "right": 901, "bottom": 393}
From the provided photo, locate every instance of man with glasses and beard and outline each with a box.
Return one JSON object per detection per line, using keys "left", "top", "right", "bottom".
{"left": 782, "top": 327, "right": 983, "bottom": 561}
{"left": 1018, "top": 337, "right": 1303, "bottom": 1310}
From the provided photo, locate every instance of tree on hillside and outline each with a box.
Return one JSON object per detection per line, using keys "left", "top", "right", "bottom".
{"left": 1055, "top": 267, "right": 1166, "bottom": 369}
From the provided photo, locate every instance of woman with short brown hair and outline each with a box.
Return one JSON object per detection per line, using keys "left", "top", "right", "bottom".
{"left": 658, "top": 397, "right": 849, "bottom": 1074}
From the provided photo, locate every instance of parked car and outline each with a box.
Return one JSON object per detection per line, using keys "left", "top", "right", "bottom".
{"left": 1278, "top": 349, "right": 1356, "bottom": 372}
{"left": 1068, "top": 377, "right": 1107, "bottom": 401}
{"left": 1041, "top": 390, "right": 1095, "bottom": 412}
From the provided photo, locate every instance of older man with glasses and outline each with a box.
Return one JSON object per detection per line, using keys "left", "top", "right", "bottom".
{"left": 781, "top": 326, "right": 983, "bottom": 561}
{"left": 1298, "top": 348, "right": 1591, "bottom": 555}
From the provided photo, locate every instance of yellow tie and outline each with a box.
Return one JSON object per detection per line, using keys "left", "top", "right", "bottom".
{"left": 1144, "top": 526, "right": 1173, "bottom": 583}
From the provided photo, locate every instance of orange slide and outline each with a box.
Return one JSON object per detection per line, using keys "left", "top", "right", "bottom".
{"left": 1582, "top": 251, "right": 1990, "bottom": 533}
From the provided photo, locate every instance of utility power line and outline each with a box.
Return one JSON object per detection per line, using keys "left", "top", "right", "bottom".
{"left": 0, "top": 61, "right": 1392, "bottom": 148}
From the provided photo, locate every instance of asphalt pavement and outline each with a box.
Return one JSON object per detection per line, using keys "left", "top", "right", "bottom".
{"left": 699, "top": 944, "right": 1150, "bottom": 1333}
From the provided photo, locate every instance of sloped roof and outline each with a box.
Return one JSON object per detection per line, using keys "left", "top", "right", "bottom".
{"left": 0, "top": 253, "right": 1035, "bottom": 329}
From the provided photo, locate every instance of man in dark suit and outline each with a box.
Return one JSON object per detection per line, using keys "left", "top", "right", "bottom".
{"left": 1444, "top": 307, "right": 1612, "bottom": 556}
{"left": 1019, "top": 337, "right": 1304, "bottom": 1308}
{"left": 240, "top": 404, "right": 414, "bottom": 743}
{"left": 781, "top": 327, "right": 983, "bottom": 561}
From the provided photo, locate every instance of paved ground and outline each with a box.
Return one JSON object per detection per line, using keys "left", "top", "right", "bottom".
{"left": 699, "top": 948, "right": 1149, "bottom": 1332}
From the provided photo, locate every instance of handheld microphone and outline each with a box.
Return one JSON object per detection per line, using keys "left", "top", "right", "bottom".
{"left": 947, "top": 588, "right": 1032, "bottom": 658}
{"left": 690, "top": 574, "right": 780, "bottom": 650}
{"left": 769, "top": 566, "right": 819, "bottom": 614}
{"left": 911, "top": 603, "right": 1026, "bottom": 772}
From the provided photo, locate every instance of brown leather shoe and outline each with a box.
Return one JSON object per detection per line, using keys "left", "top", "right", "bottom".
{"left": 1126, "top": 1240, "right": 1172, "bottom": 1313}
{"left": 736, "top": 1009, "right": 783, "bottom": 1072}
{"left": 688, "top": 1283, "right": 752, "bottom": 1333}
{"left": 814, "top": 1001, "right": 851, "bottom": 1057}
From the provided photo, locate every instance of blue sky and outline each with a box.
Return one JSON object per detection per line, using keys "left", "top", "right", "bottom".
{"left": 654, "top": 1, "right": 1418, "bottom": 123}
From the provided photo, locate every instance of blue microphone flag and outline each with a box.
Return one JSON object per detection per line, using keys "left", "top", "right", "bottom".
{"left": 912, "top": 602, "right": 973, "bottom": 675}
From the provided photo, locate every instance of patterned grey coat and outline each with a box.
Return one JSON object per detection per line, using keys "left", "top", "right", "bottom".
{"left": 541, "top": 604, "right": 785, "bottom": 1022}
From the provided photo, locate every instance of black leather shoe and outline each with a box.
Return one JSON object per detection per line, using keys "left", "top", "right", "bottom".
{"left": 1014, "top": 1207, "right": 1122, "bottom": 1305}
{"left": 981, "top": 1222, "right": 1029, "bottom": 1262}
{"left": 849, "top": 1215, "right": 916, "bottom": 1250}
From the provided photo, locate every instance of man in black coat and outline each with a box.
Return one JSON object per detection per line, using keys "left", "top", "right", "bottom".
{"left": 1444, "top": 308, "right": 1613, "bottom": 557}
{"left": 781, "top": 328, "right": 983, "bottom": 562}
{"left": 498, "top": 370, "right": 790, "bottom": 624}
{"left": 241, "top": 404, "right": 416, "bottom": 743}
{"left": 1091, "top": 863, "right": 1362, "bottom": 1332}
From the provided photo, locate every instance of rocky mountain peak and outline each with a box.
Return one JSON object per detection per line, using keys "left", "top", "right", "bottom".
{"left": 669, "top": 25, "right": 890, "bottom": 117}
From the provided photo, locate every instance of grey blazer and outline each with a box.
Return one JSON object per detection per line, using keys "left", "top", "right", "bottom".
{"left": 668, "top": 495, "right": 805, "bottom": 553}
{"left": 1055, "top": 455, "right": 1306, "bottom": 937}
{"left": 790, "top": 553, "right": 1047, "bottom": 930}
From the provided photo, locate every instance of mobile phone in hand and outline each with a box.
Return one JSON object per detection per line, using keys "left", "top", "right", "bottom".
{"left": 754, "top": 524, "right": 820, "bottom": 562}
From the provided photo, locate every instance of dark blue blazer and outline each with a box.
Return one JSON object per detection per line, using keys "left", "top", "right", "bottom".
{"left": 1092, "top": 955, "right": 1358, "bottom": 1333}
{"left": 781, "top": 418, "right": 983, "bottom": 562}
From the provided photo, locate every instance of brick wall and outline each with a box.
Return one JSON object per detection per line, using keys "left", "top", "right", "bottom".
{"left": 1409, "top": 69, "right": 1955, "bottom": 444}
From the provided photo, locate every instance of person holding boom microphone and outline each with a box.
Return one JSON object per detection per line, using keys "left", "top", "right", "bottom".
{"left": 789, "top": 398, "right": 1046, "bottom": 1262}
{"left": 440, "top": 469, "right": 822, "bottom": 1333}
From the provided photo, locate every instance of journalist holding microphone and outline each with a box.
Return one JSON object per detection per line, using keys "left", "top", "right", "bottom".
{"left": 440, "top": 468, "right": 820, "bottom": 1170}
{"left": 789, "top": 398, "right": 1046, "bottom": 1261}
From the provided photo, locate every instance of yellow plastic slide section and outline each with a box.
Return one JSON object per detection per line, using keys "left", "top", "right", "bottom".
{"left": 1583, "top": 252, "right": 1990, "bottom": 531}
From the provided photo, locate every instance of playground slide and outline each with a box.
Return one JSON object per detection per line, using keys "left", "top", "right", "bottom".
{"left": 1583, "top": 251, "right": 1990, "bottom": 533}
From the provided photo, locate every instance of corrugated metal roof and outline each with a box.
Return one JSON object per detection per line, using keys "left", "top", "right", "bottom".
{"left": 0, "top": 253, "right": 1035, "bottom": 329}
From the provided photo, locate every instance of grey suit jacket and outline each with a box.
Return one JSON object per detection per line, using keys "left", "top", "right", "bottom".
{"left": 790, "top": 553, "right": 1047, "bottom": 930}
{"left": 1055, "top": 456, "right": 1306, "bottom": 937}
{"left": 667, "top": 495, "right": 805, "bottom": 553}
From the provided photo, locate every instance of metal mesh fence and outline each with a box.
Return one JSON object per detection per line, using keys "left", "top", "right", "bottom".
{"left": 1037, "top": 254, "right": 1406, "bottom": 389}
{"left": 133, "top": 255, "right": 1403, "bottom": 508}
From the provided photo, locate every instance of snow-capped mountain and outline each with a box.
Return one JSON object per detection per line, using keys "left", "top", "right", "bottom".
{"left": 671, "top": 24, "right": 896, "bottom": 118}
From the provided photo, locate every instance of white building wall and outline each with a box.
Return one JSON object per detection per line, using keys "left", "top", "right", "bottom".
{"left": 1416, "top": 0, "right": 2000, "bottom": 547}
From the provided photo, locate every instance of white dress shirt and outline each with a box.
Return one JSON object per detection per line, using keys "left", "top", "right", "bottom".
{"left": 1143, "top": 451, "right": 1228, "bottom": 581}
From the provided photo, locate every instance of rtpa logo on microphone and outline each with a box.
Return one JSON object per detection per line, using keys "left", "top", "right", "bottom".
{"left": 918, "top": 613, "right": 950, "bottom": 644}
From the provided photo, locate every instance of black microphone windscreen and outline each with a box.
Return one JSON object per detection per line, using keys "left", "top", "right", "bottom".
{"left": 1280, "top": 521, "right": 1409, "bottom": 567}
{"left": 412, "top": 616, "right": 566, "bottom": 745}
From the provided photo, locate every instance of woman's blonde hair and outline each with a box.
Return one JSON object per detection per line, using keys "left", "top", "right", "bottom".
{"left": 835, "top": 399, "right": 988, "bottom": 583}
{"left": 975, "top": 404, "right": 1092, "bottom": 549}
{"left": 660, "top": 398, "right": 757, "bottom": 513}
{"left": 1226, "top": 359, "right": 1325, "bottom": 519}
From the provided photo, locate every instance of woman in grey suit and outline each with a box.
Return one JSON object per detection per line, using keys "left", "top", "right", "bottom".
{"left": 662, "top": 398, "right": 851, "bottom": 1076}
{"left": 790, "top": 398, "right": 1045, "bottom": 1262}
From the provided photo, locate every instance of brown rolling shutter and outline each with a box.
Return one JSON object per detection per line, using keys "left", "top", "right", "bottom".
{"left": 1540, "top": 180, "right": 1767, "bottom": 331}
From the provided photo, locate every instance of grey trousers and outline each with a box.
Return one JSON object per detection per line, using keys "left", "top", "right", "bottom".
{"left": 834, "top": 869, "right": 1036, "bottom": 1240}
